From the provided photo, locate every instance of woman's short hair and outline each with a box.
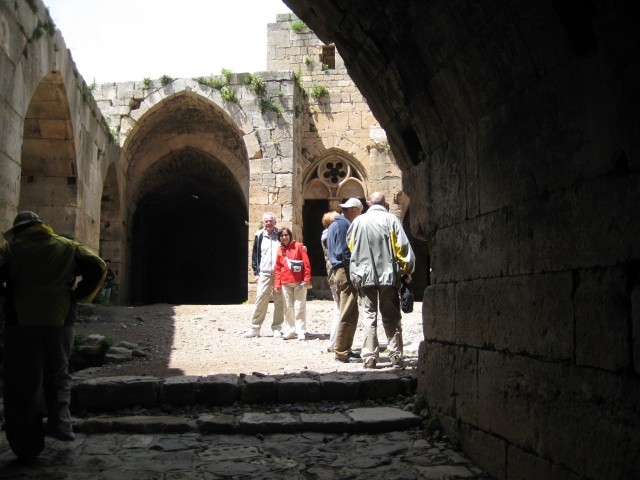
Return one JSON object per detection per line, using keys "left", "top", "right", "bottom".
{"left": 321, "top": 211, "right": 339, "bottom": 228}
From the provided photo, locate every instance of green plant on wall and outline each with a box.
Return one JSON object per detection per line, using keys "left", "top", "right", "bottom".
{"left": 243, "top": 73, "right": 266, "bottom": 95}
{"left": 260, "top": 99, "right": 283, "bottom": 117}
{"left": 221, "top": 68, "right": 233, "bottom": 84}
{"left": 220, "top": 86, "right": 237, "bottom": 102}
{"left": 321, "top": 63, "right": 330, "bottom": 72}
{"left": 311, "top": 84, "right": 329, "bottom": 99}
{"left": 159, "top": 75, "right": 174, "bottom": 86}
{"left": 293, "top": 68, "right": 306, "bottom": 96}
{"left": 196, "top": 68, "right": 233, "bottom": 90}
{"left": 291, "top": 20, "right": 307, "bottom": 32}
{"left": 304, "top": 56, "right": 312, "bottom": 65}
{"left": 142, "top": 77, "right": 151, "bottom": 89}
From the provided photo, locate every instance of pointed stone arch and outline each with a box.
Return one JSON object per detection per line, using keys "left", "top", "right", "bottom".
{"left": 119, "top": 87, "right": 250, "bottom": 304}
{"left": 19, "top": 72, "right": 78, "bottom": 237}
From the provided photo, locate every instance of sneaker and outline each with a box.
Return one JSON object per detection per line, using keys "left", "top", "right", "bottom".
{"left": 297, "top": 333, "right": 306, "bottom": 341}
{"left": 390, "top": 354, "right": 405, "bottom": 369}
{"left": 282, "top": 332, "right": 296, "bottom": 340}
{"left": 244, "top": 329, "right": 260, "bottom": 338}
{"left": 272, "top": 330, "right": 282, "bottom": 338}
{"left": 363, "top": 358, "right": 377, "bottom": 369}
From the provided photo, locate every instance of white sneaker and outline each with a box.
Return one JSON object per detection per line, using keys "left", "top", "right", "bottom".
{"left": 297, "top": 333, "right": 306, "bottom": 341}
{"left": 244, "top": 329, "right": 260, "bottom": 338}
{"left": 272, "top": 330, "right": 282, "bottom": 338}
{"left": 282, "top": 332, "right": 296, "bottom": 340}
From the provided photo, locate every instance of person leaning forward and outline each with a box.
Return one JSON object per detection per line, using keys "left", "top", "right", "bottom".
{"left": 327, "top": 198, "right": 363, "bottom": 362}
{"left": 244, "top": 212, "right": 285, "bottom": 337}
{"left": 0, "top": 211, "right": 107, "bottom": 462}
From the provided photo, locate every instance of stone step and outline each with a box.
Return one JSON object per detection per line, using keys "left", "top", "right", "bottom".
{"left": 74, "top": 406, "right": 422, "bottom": 436}
{"left": 71, "top": 371, "right": 417, "bottom": 411}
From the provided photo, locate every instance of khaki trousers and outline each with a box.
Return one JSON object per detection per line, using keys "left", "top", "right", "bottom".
{"left": 332, "top": 267, "right": 360, "bottom": 360}
{"left": 358, "top": 285, "right": 403, "bottom": 361}
{"left": 250, "top": 272, "right": 284, "bottom": 332}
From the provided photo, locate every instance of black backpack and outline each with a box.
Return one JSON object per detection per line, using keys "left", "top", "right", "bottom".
{"left": 400, "top": 281, "right": 414, "bottom": 314}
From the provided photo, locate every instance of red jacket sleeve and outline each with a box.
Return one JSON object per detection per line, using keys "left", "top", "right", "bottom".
{"left": 301, "top": 244, "right": 312, "bottom": 284}
{"left": 274, "top": 247, "right": 284, "bottom": 289}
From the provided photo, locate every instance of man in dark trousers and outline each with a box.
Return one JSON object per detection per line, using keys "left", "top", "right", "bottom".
{"left": 0, "top": 211, "right": 106, "bottom": 462}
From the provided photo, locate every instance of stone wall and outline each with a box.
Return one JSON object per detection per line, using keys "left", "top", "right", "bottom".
{"left": 0, "top": 0, "right": 117, "bottom": 250}
{"left": 284, "top": 0, "right": 640, "bottom": 479}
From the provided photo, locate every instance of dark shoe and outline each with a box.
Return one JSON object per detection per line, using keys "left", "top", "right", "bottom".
{"left": 336, "top": 351, "right": 361, "bottom": 363}
{"left": 363, "top": 358, "right": 377, "bottom": 369}
{"left": 390, "top": 354, "right": 405, "bottom": 369}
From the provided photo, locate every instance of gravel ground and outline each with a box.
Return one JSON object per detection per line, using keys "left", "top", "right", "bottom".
{"left": 73, "top": 300, "right": 425, "bottom": 379}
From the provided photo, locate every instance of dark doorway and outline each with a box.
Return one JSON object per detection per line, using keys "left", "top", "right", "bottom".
{"left": 302, "top": 199, "right": 329, "bottom": 280}
{"left": 130, "top": 172, "right": 247, "bottom": 305}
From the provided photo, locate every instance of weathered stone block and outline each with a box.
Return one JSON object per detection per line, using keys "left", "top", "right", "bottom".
{"left": 455, "top": 274, "right": 573, "bottom": 360}
{"left": 433, "top": 210, "right": 508, "bottom": 283}
{"left": 198, "top": 374, "right": 239, "bottom": 405}
{"left": 299, "top": 412, "right": 351, "bottom": 433}
{"left": 238, "top": 412, "right": 298, "bottom": 434}
{"left": 196, "top": 413, "right": 236, "bottom": 434}
{"left": 160, "top": 375, "right": 199, "bottom": 406}
{"left": 347, "top": 407, "right": 421, "bottom": 433}
{"left": 575, "top": 266, "right": 632, "bottom": 371}
{"left": 73, "top": 376, "right": 160, "bottom": 410}
{"left": 277, "top": 377, "right": 321, "bottom": 403}
{"left": 458, "top": 423, "right": 506, "bottom": 480}
{"left": 320, "top": 374, "right": 360, "bottom": 401}
{"left": 424, "top": 283, "right": 456, "bottom": 342}
{"left": 240, "top": 375, "right": 277, "bottom": 404}
{"left": 419, "top": 342, "right": 456, "bottom": 416}
{"left": 358, "top": 373, "right": 402, "bottom": 400}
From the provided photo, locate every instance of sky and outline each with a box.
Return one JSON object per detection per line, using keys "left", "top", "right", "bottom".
{"left": 44, "top": 0, "right": 293, "bottom": 83}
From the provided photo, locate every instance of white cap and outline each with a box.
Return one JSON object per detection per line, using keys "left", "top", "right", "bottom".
{"left": 339, "top": 198, "right": 363, "bottom": 210}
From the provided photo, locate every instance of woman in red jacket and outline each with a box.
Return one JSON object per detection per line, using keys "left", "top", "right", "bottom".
{"left": 274, "top": 228, "right": 311, "bottom": 340}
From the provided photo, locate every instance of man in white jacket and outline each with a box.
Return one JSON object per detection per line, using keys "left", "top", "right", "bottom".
{"left": 347, "top": 192, "right": 415, "bottom": 369}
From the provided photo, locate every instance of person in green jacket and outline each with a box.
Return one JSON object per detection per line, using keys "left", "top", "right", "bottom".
{"left": 0, "top": 211, "right": 106, "bottom": 462}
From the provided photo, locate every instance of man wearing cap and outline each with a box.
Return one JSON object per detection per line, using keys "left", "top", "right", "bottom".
{"left": 0, "top": 211, "right": 107, "bottom": 461}
{"left": 326, "top": 198, "right": 363, "bottom": 362}
{"left": 346, "top": 192, "right": 415, "bottom": 369}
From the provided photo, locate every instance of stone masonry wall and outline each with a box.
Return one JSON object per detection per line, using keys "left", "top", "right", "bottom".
{"left": 284, "top": 1, "right": 640, "bottom": 479}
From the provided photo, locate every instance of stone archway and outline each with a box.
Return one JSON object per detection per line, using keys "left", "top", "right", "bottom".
{"left": 19, "top": 72, "right": 77, "bottom": 237}
{"left": 121, "top": 91, "right": 250, "bottom": 305}
{"left": 129, "top": 148, "right": 246, "bottom": 305}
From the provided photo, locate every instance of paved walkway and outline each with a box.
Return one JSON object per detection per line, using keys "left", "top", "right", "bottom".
{"left": 0, "top": 407, "right": 490, "bottom": 479}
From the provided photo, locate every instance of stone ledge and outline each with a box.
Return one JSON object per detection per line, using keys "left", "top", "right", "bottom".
{"left": 73, "top": 406, "right": 421, "bottom": 435}
{"left": 71, "top": 371, "right": 417, "bottom": 411}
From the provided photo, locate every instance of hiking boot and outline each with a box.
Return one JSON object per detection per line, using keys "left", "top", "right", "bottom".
{"left": 363, "top": 358, "right": 377, "bottom": 369}
{"left": 244, "top": 329, "right": 260, "bottom": 338}
{"left": 390, "top": 354, "right": 405, "bottom": 369}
